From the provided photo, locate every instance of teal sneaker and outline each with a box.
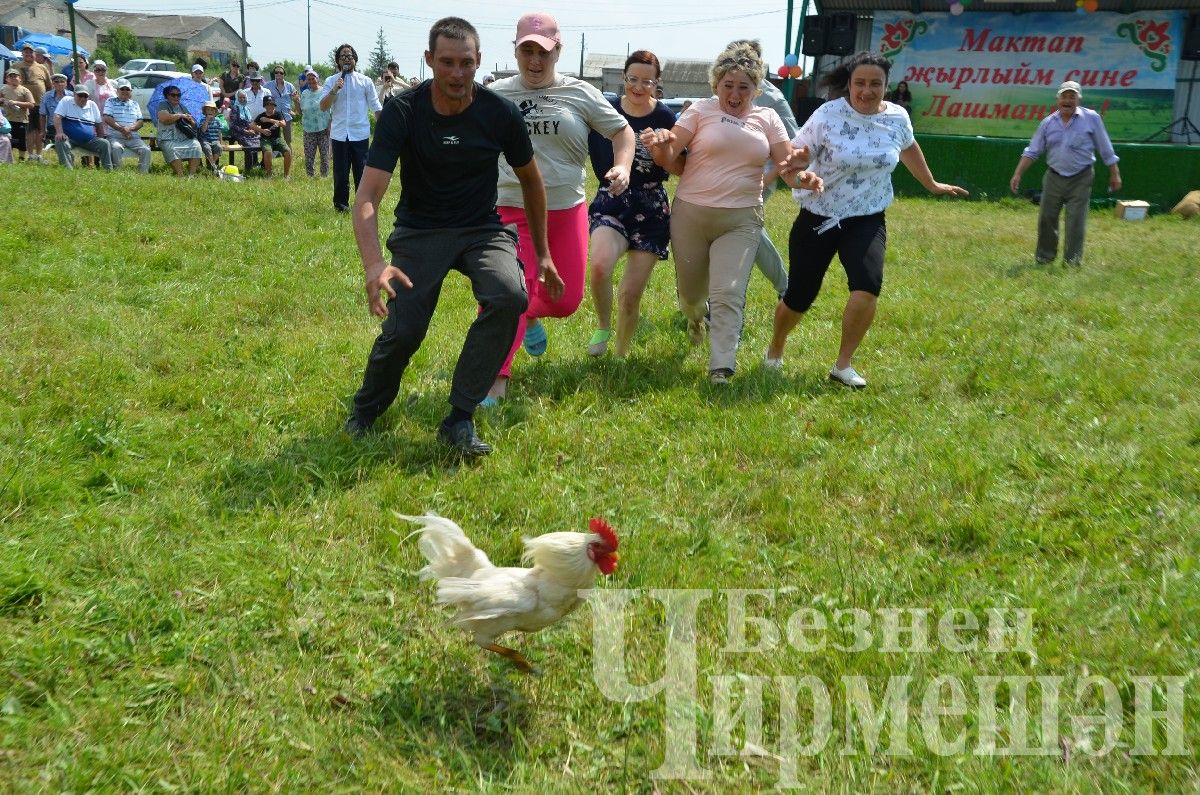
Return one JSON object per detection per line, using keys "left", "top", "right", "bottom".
{"left": 524, "top": 319, "right": 548, "bottom": 356}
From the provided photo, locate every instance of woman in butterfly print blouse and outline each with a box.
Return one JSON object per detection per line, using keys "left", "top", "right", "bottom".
{"left": 770, "top": 51, "right": 967, "bottom": 389}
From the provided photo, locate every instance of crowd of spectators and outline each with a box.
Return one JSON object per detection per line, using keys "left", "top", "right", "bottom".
{"left": 0, "top": 46, "right": 419, "bottom": 177}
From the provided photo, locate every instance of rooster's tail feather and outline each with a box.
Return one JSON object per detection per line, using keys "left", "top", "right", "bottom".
{"left": 396, "top": 513, "right": 493, "bottom": 580}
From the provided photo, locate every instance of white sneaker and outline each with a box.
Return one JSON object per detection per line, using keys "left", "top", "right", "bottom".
{"left": 829, "top": 365, "right": 866, "bottom": 389}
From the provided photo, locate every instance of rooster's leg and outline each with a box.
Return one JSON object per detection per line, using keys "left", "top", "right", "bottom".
{"left": 484, "top": 643, "right": 540, "bottom": 675}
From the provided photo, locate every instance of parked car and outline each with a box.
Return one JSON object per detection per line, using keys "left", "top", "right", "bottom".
{"left": 120, "top": 58, "right": 177, "bottom": 75}
{"left": 120, "top": 70, "right": 187, "bottom": 120}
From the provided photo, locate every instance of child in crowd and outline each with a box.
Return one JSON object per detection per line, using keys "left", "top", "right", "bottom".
{"left": 198, "top": 100, "right": 223, "bottom": 172}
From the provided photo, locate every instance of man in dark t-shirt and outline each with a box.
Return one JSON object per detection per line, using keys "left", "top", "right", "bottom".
{"left": 344, "top": 16, "right": 561, "bottom": 457}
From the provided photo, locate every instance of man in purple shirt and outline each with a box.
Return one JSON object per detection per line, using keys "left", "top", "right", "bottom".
{"left": 1010, "top": 80, "right": 1121, "bottom": 266}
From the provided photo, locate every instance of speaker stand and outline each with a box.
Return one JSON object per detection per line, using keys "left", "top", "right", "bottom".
{"left": 1145, "top": 69, "right": 1200, "bottom": 144}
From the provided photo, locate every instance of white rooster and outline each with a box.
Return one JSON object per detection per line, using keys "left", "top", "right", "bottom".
{"left": 399, "top": 513, "right": 620, "bottom": 673}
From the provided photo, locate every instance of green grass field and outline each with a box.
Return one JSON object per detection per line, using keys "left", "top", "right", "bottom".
{"left": 2, "top": 165, "right": 1199, "bottom": 792}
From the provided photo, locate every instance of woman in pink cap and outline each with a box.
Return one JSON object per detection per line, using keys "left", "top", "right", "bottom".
{"left": 484, "top": 11, "right": 635, "bottom": 405}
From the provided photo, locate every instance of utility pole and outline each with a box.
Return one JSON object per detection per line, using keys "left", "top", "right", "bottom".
{"left": 579, "top": 32, "right": 584, "bottom": 79}
{"left": 239, "top": 0, "right": 247, "bottom": 64}
{"left": 65, "top": 0, "right": 78, "bottom": 84}
{"left": 306, "top": 0, "right": 311, "bottom": 64}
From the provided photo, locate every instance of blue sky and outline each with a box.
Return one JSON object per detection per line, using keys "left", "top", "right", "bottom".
{"left": 77, "top": 0, "right": 817, "bottom": 78}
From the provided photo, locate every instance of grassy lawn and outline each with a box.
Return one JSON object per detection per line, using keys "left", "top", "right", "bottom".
{"left": 2, "top": 164, "right": 1198, "bottom": 791}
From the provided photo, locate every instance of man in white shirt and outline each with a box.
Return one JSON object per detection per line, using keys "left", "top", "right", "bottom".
{"left": 53, "top": 85, "right": 113, "bottom": 169}
{"left": 319, "top": 43, "right": 383, "bottom": 211}
{"left": 102, "top": 79, "right": 151, "bottom": 172}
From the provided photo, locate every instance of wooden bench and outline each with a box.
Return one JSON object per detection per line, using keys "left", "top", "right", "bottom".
{"left": 141, "top": 135, "right": 254, "bottom": 169}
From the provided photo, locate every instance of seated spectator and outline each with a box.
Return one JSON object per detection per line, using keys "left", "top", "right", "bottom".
{"left": 227, "top": 90, "right": 262, "bottom": 170}
{"left": 102, "top": 78, "right": 151, "bottom": 172}
{"left": 0, "top": 112, "right": 12, "bottom": 163}
{"left": 156, "top": 85, "right": 203, "bottom": 176}
{"left": 254, "top": 95, "right": 291, "bottom": 177}
{"left": 0, "top": 68, "right": 35, "bottom": 162}
{"left": 40, "top": 73, "right": 70, "bottom": 151}
{"left": 198, "top": 99, "right": 223, "bottom": 171}
{"left": 53, "top": 85, "right": 113, "bottom": 169}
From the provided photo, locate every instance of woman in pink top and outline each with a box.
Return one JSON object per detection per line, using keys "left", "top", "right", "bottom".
{"left": 643, "top": 43, "right": 820, "bottom": 384}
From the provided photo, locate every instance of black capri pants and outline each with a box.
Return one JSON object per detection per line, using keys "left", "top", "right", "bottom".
{"left": 782, "top": 208, "right": 887, "bottom": 313}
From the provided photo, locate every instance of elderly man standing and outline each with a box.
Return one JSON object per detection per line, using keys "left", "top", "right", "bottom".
{"left": 103, "top": 78, "right": 151, "bottom": 172}
{"left": 16, "top": 43, "right": 52, "bottom": 161}
{"left": 343, "top": 16, "right": 552, "bottom": 456}
{"left": 1010, "top": 80, "right": 1121, "bottom": 266}
{"left": 53, "top": 84, "right": 113, "bottom": 169}
{"left": 319, "top": 43, "right": 382, "bottom": 212}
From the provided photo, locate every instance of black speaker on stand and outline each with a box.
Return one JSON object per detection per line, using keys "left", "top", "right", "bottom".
{"left": 827, "top": 13, "right": 858, "bottom": 56}
{"left": 1146, "top": 14, "right": 1200, "bottom": 143}
{"left": 1183, "top": 13, "right": 1200, "bottom": 60}
{"left": 803, "top": 16, "right": 829, "bottom": 57}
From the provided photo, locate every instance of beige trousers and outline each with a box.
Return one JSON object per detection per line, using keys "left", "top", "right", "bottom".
{"left": 670, "top": 198, "right": 764, "bottom": 372}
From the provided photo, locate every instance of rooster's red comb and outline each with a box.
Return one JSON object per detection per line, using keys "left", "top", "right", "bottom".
{"left": 589, "top": 517, "right": 618, "bottom": 550}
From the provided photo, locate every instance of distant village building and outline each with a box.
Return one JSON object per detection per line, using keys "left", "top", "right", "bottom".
{"left": 87, "top": 11, "right": 246, "bottom": 68}
{"left": 0, "top": 0, "right": 99, "bottom": 54}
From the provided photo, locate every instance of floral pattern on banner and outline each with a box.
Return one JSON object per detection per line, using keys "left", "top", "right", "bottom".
{"left": 1116, "top": 19, "right": 1172, "bottom": 72}
{"left": 879, "top": 19, "right": 930, "bottom": 60}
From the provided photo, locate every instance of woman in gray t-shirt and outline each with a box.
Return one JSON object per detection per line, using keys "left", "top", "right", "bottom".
{"left": 483, "top": 11, "right": 635, "bottom": 405}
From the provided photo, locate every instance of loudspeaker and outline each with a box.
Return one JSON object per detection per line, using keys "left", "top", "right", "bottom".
{"left": 802, "top": 16, "right": 829, "bottom": 57}
{"left": 1183, "top": 14, "right": 1200, "bottom": 61}
{"left": 827, "top": 12, "right": 858, "bottom": 56}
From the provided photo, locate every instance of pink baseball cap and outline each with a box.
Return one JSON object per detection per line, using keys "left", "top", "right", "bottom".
{"left": 515, "top": 12, "right": 561, "bottom": 50}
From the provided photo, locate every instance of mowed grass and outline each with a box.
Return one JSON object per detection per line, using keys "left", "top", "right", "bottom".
{"left": 1, "top": 165, "right": 1199, "bottom": 792}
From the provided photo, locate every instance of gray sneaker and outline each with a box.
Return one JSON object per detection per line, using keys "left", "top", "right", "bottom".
{"left": 709, "top": 368, "right": 733, "bottom": 385}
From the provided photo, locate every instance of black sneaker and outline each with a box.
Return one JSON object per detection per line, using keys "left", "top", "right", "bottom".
{"left": 437, "top": 419, "right": 492, "bottom": 457}
{"left": 344, "top": 414, "right": 374, "bottom": 437}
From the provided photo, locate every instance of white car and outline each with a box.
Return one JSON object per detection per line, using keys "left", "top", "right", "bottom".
{"left": 119, "top": 70, "right": 187, "bottom": 119}
{"left": 119, "top": 58, "right": 177, "bottom": 75}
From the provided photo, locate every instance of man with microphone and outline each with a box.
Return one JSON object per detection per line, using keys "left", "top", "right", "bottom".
{"left": 319, "top": 43, "right": 383, "bottom": 212}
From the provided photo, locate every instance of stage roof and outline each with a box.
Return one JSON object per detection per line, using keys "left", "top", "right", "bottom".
{"left": 816, "top": 0, "right": 1200, "bottom": 12}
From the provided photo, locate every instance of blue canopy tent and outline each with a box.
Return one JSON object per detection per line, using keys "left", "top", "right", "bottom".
{"left": 0, "top": 43, "right": 20, "bottom": 60}
{"left": 13, "top": 33, "right": 90, "bottom": 58}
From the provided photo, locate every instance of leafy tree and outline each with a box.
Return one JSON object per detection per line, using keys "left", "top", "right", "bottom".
{"left": 366, "top": 28, "right": 391, "bottom": 79}
{"left": 151, "top": 39, "right": 187, "bottom": 68}
{"left": 105, "top": 26, "right": 143, "bottom": 65}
